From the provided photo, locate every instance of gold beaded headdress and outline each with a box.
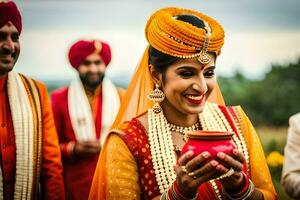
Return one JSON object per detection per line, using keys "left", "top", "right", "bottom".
{"left": 145, "top": 7, "right": 225, "bottom": 64}
{"left": 111, "top": 7, "right": 225, "bottom": 129}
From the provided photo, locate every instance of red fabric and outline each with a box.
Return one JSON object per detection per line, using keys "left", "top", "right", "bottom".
{"left": 0, "top": 1, "right": 22, "bottom": 33}
{"left": 68, "top": 40, "right": 111, "bottom": 69}
{"left": 0, "top": 75, "right": 65, "bottom": 200}
{"left": 51, "top": 87, "right": 102, "bottom": 200}
{"left": 0, "top": 75, "right": 16, "bottom": 200}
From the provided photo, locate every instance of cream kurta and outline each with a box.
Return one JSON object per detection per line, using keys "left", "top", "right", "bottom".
{"left": 282, "top": 113, "right": 300, "bottom": 199}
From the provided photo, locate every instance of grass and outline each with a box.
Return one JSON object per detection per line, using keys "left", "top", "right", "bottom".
{"left": 256, "top": 126, "right": 292, "bottom": 200}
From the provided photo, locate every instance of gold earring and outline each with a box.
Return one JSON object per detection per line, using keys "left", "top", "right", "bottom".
{"left": 148, "top": 84, "right": 165, "bottom": 113}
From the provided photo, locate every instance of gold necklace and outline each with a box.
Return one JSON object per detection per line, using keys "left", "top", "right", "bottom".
{"left": 169, "top": 121, "right": 201, "bottom": 141}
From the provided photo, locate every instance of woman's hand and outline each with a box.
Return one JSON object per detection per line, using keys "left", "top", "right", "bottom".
{"left": 215, "top": 149, "right": 246, "bottom": 191}
{"left": 174, "top": 151, "right": 222, "bottom": 198}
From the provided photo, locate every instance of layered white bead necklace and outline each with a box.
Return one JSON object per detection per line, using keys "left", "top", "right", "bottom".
{"left": 148, "top": 102, "right": 249, "bottom": 198}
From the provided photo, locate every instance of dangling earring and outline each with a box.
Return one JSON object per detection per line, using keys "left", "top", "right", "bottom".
{"left": 148, "top": 84, "right": 165, "bottom": 113}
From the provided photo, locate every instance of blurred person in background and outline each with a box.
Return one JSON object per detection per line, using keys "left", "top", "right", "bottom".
{"left": 51, "top": 39, "right": 124, "bottom": 200}
{"left": 282, "top": 112, "right": 300, "bottom": 199}
{"left": 0, "top": 1, "right": 64, "bottom": 199}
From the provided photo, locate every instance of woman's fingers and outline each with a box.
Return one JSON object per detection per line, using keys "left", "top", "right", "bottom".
{"left": 185, "top": 151, "right": 211, "bottom": 172}
{"left": 189, "top": 160, "right": 219, "bottom": 179}
{"left": 217, "top": 151, "right": 244, "bottom": 172}
{"left": 178, "top": 150, "right": 194, "bottom": 166}
{"left": 232, "top": 149, "right": 246, "bottom": 163}
{"left": 175, "top": 160, "right": 221, "bottom": 186}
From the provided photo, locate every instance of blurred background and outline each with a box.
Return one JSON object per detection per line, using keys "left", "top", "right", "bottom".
{"left": 14, "top": 0, "right": 300, "bottom": 199}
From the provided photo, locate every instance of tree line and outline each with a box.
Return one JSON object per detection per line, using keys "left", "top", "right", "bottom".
{"left": 219, "top": 57, "right": 300, "bottom": 126}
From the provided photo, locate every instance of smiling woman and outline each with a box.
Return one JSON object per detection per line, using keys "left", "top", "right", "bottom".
{"left": 89, "top": 7, "right": 277, "bottom": 200}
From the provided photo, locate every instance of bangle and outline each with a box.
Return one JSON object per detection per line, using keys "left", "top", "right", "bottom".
{"left": 225, "top": 172, "right": 249, "bottom": 196}
{"left": 170, "top": 181, "right": 198, "bottom": 200}
{"left": 224, "top": 178, "right": 255, "bottom": 200}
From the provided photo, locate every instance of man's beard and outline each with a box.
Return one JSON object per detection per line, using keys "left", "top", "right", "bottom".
{"left": 79, "top": 72, "right": 104, "bottom": 89}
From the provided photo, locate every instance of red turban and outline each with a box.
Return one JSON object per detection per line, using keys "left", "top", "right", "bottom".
{"left": 0, "top": 1, "right": 22, "bottom": 34}
{"left": 68, "top": 40, "right": 111, "bottom": 70}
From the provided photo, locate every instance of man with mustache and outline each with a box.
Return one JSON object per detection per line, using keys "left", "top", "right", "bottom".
{"left": 0, "top": 1, "right": 64, "bottom": 199}
{"left": 51, "top": 39, "right": 124, "bottom": 200}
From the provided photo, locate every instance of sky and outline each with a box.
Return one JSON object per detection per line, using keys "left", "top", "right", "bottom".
{"left": 13, "top": 0, "right": 300, "bottom": 81}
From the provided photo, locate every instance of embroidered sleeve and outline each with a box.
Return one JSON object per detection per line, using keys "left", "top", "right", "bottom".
{"left": 105, "top": 134, "right": 141, "bottom": 199}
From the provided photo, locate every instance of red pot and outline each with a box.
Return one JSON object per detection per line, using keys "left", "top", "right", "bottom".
{"left": 181, "top": 131, "right": 237, "bottom": 167}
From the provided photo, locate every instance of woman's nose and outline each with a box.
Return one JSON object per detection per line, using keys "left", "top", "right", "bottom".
{"left": 192, "top": 75, "right": 208, "bottom": 94}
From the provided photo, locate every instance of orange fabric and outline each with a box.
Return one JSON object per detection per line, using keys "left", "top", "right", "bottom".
{"left": 234, "top": 106, "right": 277, "bottom": 199}
{"left": 89, "top": 133, "right": 141, "bottom": 200}
{"left": 145, "top": 7, "right": 225, "bottom": 58}
{"left": 37, "top": 80, "right": 65, "bottom": 200}
{"left": 0, "top": 75, "right": 65, "bottom": 200}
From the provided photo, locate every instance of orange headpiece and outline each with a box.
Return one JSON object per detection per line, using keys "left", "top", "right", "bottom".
{"left": 145, "top": 7, "right": 225, "bottom": 64}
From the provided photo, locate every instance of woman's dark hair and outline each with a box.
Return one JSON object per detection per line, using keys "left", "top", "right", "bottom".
{"left": 149, "top": 14, "right": 206, "bottom": 74}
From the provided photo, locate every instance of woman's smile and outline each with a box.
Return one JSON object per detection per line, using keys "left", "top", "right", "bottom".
{"left": 184, "top": 94, "right": 205, "bottom": 105}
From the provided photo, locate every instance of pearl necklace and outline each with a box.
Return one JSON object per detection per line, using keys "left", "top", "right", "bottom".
{"left": 169, "top": 121, "right": 201, "bottom": 141}
{"left": 148, "top": 102, "right": 249, "bottom": 198}
{"left": 148, "top": 108, "right": 177, "bottom": 193}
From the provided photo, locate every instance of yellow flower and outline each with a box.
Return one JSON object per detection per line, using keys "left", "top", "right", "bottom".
{"left": 267, "top": 151, "right": 284, "bottom": 167}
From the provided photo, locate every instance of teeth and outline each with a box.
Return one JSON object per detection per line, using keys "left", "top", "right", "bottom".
{"left": 185, "top": 95, "right": 203, "bottom": 100}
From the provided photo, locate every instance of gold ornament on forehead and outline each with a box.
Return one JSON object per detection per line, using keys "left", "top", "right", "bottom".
{"left": 94, "top": 40, "right": 102, "bottom": 54}
{"left": 198, "top": 21, "right": 212, "bottom": 65}
{"left": 0, "top": 0, "right": 10, "bottom": 3}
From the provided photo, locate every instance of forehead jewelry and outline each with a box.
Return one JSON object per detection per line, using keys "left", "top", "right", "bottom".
{"left": 198, "top": 21, "right": 212, "bottom": 65}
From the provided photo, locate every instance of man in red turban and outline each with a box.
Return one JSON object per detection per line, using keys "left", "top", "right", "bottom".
{"left": 51, "top": 39, "right": 124, "bottom": 200}
{"left": 0, "top": 1, "right": 65, "bottom": 200}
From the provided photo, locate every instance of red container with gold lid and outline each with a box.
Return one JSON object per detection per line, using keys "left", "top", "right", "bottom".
{"left": 181, "top": 131, "right": 237, "bottom": 166}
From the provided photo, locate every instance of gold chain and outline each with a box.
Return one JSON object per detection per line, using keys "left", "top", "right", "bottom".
{"left": 168, "top": 121, "right": 201, "bottom": 141}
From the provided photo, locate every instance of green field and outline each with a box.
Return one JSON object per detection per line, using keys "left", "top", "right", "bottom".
{"left": 256, "top": 127, "right": 292, "bottom": 200}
